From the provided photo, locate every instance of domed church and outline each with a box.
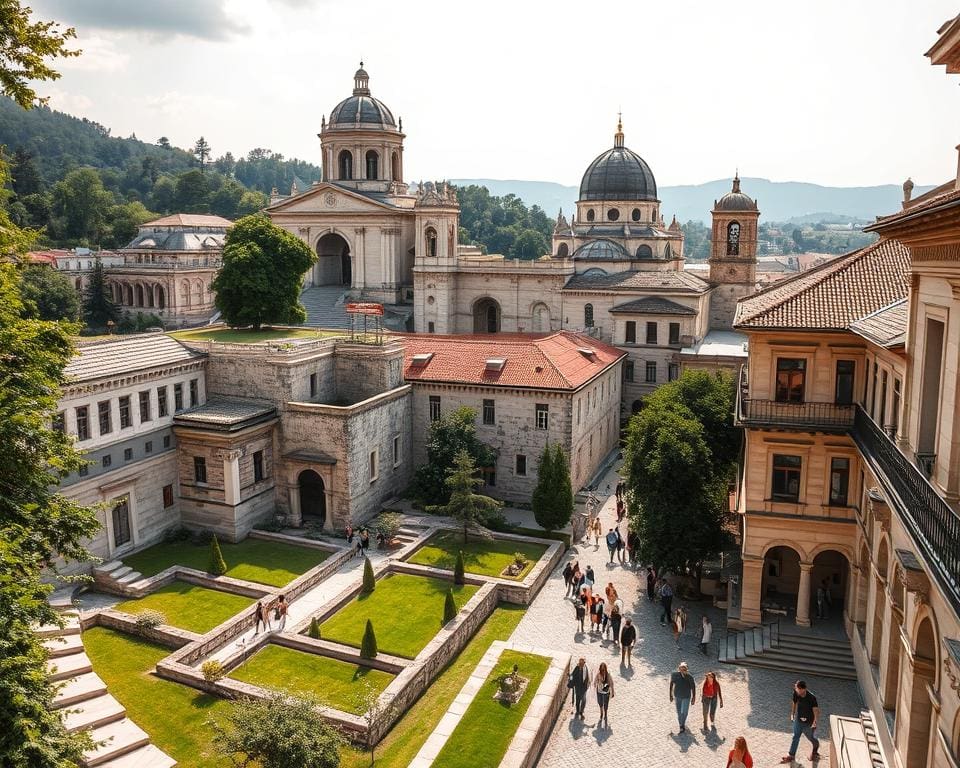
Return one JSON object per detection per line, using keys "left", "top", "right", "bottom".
{"left": 268, "top": 65, "right": 757, "bottom": 414}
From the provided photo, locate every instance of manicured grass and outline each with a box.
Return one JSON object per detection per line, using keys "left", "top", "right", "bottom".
{"left": 229, "top": 644, "right": 394, "bottom": 715}
{"left": 115, "top": 581, "right": 254, "bottom": 634}
{"left": 432, "top": 650, "right": 551, "bottom": 768}
{"left": 123, "top": 537, "right": 329, "bottom": 588}
{"left": 407, "top": 530, "right": 548, "bottom": 580}
{"left": 339, "top": 604, "right": 525, "bottom": 768}
{"left": 84, "top": 626, "right": 233, "bottom": 768}
{"left": 169, "top": 327, "right": 341, "bottom": 343}
{"left": 319, "top": 572, "right": 479, "bottom": 659}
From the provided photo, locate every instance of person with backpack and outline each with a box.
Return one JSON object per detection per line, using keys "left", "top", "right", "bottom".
{"left": 584, "top": 565, "right": 596, "bottom": 590}
{"left": 660, "top": 580, "right": 674, "bottom": 626}
{"left": 605, "top": 527, "right": 619, "bottom": 564}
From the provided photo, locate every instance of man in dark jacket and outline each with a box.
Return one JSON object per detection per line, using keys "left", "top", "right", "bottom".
{"left": 620, "top": 617, "right": 637, "bottom": 665}
{"left": 660, "top": 580, "right": 674, "bottom": 626}
{"left": 569, "top": 657, "right": 591, "bottom": 720}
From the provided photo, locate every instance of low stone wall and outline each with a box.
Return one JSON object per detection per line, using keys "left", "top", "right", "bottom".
{"left": 85, "top": 608, "right": 200, "bottom": 649}
{"left": 271, "top": 633, "right": 407, "bottom": 674}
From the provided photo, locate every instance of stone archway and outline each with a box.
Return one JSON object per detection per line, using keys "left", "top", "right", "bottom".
{"left": 760, "top": 545, "right": 802, "bottom": 622}
{"left": 298, "top": 470, "right": 326, "bottom": 527}
{"left": 810, "top": 548, "right": 849, "bottom": 626}
{"left": 473, "top": 297, "right": 501, "bottom": 333}
{"left": 900, "top": 615, "right": 937, "bottom": 766}
{"left": 316, "top": 232, "right": 351, "bottom": 287}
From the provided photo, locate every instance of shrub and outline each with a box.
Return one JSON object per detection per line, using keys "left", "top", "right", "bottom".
{"left": 513, "top": 551, "right": 529, "bottom": 568}
{"left": 442, "top": 588, "right": 457, "bottom": 624}
{"left": 253, "top": 519, "right": 284, "bottom": 533}
{"left": 361, "top": 557, "right": 375, "bottom": 594}
{"left": 453, "top": 550, "right": 465, "bottom": 585}
{"left": 202, "top": 660, "right": 225, "bottom": 682}
{"left": 194, "top": 529, "right": 215, "bottom": 545}
{"left": 360, "top": 619, "right": 378, "bottom": 659}
{"left": 209, "top": 534, "right": 227, "bottom": 575}
{"left": 373, "top": 511, "right": 403, "bottom": 544}
{"left": 163, "top": 526, "right": 192, "bottom": 543}
{"left": 308, "top": 617, "right": 321, "bottom": 640}
{"left": 134, "top": 609, "right": 165, "bottom": 630}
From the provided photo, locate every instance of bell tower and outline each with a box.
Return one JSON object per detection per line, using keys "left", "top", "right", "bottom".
{"left": 708, "top": 174, "right": 759, "bottom": 329}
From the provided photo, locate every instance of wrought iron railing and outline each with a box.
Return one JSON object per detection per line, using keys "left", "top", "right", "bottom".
{"left": 851, "top": 406, "right": 960, "bottom": 611}
{"left": 739, "top": 398, "right": 856, "bottom": 429}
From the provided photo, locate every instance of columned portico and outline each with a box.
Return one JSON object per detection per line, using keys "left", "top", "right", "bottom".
{"left": 796, "top": 562, "right": 814, "bottom": 627}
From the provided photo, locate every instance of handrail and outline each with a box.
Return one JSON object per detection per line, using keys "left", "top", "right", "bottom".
{"left": 740, "top": 398, "right": 855, "bottom": 428}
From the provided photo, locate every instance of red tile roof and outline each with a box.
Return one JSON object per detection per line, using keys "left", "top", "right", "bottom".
{"left": 144, "top": 214, "right": 233, "bottom": 228}
{"left": 849, "top": 299, "right": 908, "bottom": 349}
{"left": 401, "top": 331, "right": 625, "bottom": 391}
{"left": 734, "top": 239, "right": 910, "bottom": 331}
{"left": 866, "top": 183, "right": 960, "bottom": 233}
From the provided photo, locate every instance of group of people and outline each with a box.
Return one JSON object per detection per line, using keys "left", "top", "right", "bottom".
{"left": 563, "top": 562, "right": 640, "bottom": 666}
{"left": 346, "top": 524, "right": 386, "bottom": 556}
{"left": 252, "top": 594, "right": 288, "bottom": 635}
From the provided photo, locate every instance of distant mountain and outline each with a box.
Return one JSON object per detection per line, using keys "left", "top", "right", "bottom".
{"left": 451, "top": 177, "right": 937, "bottom": 225}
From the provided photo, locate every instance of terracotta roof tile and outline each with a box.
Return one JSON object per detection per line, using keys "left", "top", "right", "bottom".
{"left": 401, "top": 331, "right": 625, "bottom": 390}
{"left": 849, "top": 299, "right": 908, "bottom": 348}
{"left": 734, "top": 239, "right": 909, "bottom": 331}
{"left": 866, "top": 184, "right": 960, "bottom": 232}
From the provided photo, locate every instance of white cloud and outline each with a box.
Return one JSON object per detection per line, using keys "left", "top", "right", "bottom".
{"left": 59, "top": 35, "right": 128, "bottom": 72}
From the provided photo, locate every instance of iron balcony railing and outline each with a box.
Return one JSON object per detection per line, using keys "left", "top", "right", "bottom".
{"left": 851, "top": 406, "right": 960, "bottom": 612}
{"left": 739, "top": 398, "right": 856, "bottom": 429}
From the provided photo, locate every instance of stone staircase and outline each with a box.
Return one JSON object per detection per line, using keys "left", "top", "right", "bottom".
{"left": 300, "top": 285, "right": 352, "bottom": 329}
{"left": 41, "top": 597, "right": 176, "bottom": 767}
{"left": 394, "top": 527, "right": 422, "bottom": 547}
{"left": 92, "top": 560, "right": 144, "bottom": 595}
{"left": 719, "top": 623, "right": 857, "bottom": 680}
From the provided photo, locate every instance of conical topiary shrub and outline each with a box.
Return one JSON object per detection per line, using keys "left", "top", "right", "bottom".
{"left": 308, "top": 616, "right": 320, "bottom": 639}
{"left": 442, "top": 587, "right": 457, "bottom": 624}
{"left": 360, "top": 619, "right": 378, "bottom": 659}
{"left": 454, "top": 550, "right": 465, "bottom": 585}
{"left": 209, "top": 534, "right": 227, "bottom": 576}
{"left": 361, "top": 557, "right": 375, "bottom": 594}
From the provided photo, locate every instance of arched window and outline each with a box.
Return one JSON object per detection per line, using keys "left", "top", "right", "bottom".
{"left": 425, "top": 227, "right": 438, "bottom": 258}
{"left": 74, "top": 277, "right": 82, "bottom": 291}
{"left": 584, "top": 303, "right": 594, "bottom": 328}
{"left": 365, "top": 150, "right": 379, "bottom": 180}
{"left": 556, "top": 242, "right": 569, "bottom": 258}
{"left": 338, "top": 150, "right": 353, "bottom": 180}
{"left": 607, "top": 208, "right": 620, "bottom": 221}
{"left": 135, "top": 284, "right": 144, "bottom": 307}
{"left": 636, "top": 244, "right": 653, "bottom": 259}
{"left": 586, "top": 209, "right": 595, "bottom": 222}
{"left": 727, "top": 221, "right": 741, "bottom": 256}
{"left": 157, "top": 285, "right": 166, "bottom": 309}
{"left": 194, "top": 279, "right": 204, "bottom": 305}
{"left": 391, "top": 151, "right": 400, "bottom": 181}
{"left": 664, "top": 243, "right": 672, "bottom": 259}
{"left": 180, "top": 280, "right": 191, "bottom": 307}
{"left": 473, "top": 298, "right": 501, "bottom": 333}
{"left": 146, "top": 285, "right": 155, "bottom": 308}
{"left": 631, "top": 208, "right": 641, "bottom": 222}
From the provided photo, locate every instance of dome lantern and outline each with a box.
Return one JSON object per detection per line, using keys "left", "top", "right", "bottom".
{"left": 578, "top": 119, "right": 658, "bottom": 203}
{"left": 354, "top": 62, "right": 370, "bottom": 95}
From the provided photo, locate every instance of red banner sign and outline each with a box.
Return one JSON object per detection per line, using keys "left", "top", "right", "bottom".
{"left": 346, "top": 302, "right": 384, "bottom": 316}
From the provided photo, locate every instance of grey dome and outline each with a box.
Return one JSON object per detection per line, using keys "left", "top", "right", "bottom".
{"left": 573, "top": 239, "right": 629, "bottom": 260}
{"left": 579, "top": 145, "right": 657, "bottom": 202}
{"left": 329, "top": 95, "right": 396, "bottom": 128}
{"left": 715, "top": 175, "right": 757, "bottom": 211}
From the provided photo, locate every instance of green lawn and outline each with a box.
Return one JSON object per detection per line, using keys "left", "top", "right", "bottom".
{"left": 84, "top": 626, "right": 233, "bottom": 768}
{"left": 229, "top": 644, "right": 394, "bottom": 715}
{"left": 340, "top": 604, "right": 525, "bottom": 768}
{"left": 123, "top": 537, "right": 329, "bottom": 588}
{"left": 319, "top": 573, "right": 479, "bottom": 659}
{"left": 169, "top": 327, "right": 341, "bottom": 343}
{"left": 432, "top": 650, "right": 551, "bottom": 768}
{"left": 407, "top": 531, "right": 547, "bottom": 580}
{"left": 115, "top": 581, "right": 254, "bottom": 634}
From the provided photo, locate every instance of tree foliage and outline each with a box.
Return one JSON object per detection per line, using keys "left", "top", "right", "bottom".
{"left": 442, "top": 588, "right": 457, "bottom": 624}
{"left": 532, "top": 444, "right": 574, "bottom": 532}
{"left": 208, "top": 534, "right": 227, "bottom": 576}
{"left": 308, "top": 616, "right": 320, "bottom": 639}
{"left": 18, "top": 263, "right": 79, "bottom": 321}
{"left": 455, "top": 184, "right": 553, "bottom": 259}
{"left": 81, "top": 257, "right": 118, "bottom": 329}
{"left": 360, "top": 619, "right": 378, "bottom": 659}
{"left": 433, "top": 450, "right": 503, "bottom": 544}
{"left": 211, "top": 214, "right": 316, "bottom": 330}
{"left": 413, "top": 406, "right": 497, "bottom": 505}
{"left": 361, "top": 557, "right": 375, "bottom": 594}
{"left": 192, "top": 136, "right": 211, "bottom": 171}
{"left": 453, "top": 550, "right": 465, "bottom": 586}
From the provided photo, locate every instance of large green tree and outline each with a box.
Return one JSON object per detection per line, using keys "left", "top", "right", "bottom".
{"left": 174, "top": 169, "right": 210, "bottom": 213}
{"left": 0, "top": 1, "right": 79, "bottom": 108}
{"left": 19, "top": 263, "right": 79, "bottom": 321}
{"left": 212, "top": 213, "right": 316, "bottom": 330}
{"left": 412, "top": 406, "right": 497, "bottom": 505}
{"left": 530, "top": 443, "right": 574, "bottom": 532}
{"left": 82, "top": 257, "right": 119, "bottom": 329}
{"left": 49, "top": 167, "right": 114, "bottom": 243}
{"left": 434, "top": 450, "right": 503, "bottom": 544}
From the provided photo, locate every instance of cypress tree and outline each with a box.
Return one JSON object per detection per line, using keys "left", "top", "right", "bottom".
{"left": 360, "top": 619, "right": 378, "bottom": 659}
{"left": 552, "top": 443, "right": 575, "bottom": 530}
{"left": 531, "top": 444, "right": 556, "bottom": 530}
{"left": 453, "top": 550, "right": 465, "bottom": 585}
{"left": 208, "top": 533, "right": 227, "bottom": 575}
{"left": 442, "top": 587, "right": 457, "bottom": 624}
{"left": 81, "top": 257, "right": 119, "bottom": 330}
{"left": 361, "top": 557, "right": 375, "bottom": 594}
{"left": 308, "top": 617, "right": 320, "bottom": 639}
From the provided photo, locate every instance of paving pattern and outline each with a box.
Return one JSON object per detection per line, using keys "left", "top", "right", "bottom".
{"left": 511, "top": 464, "right": 864, "bottom": 768}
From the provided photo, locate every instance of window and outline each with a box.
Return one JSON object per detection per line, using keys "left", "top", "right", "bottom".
{"left": 163, "top": 435, "right": 171, "bottom": 449}
{"left": 369, "top": 450, "right": 379, "bottom": 481}
{"left": 586, "top": 208, "right": 595, "bottom": 222}
{"left": 645, "top": 361, "right": 657, "bottom": 383}
{"left": 174, "top": 383, "right": 184, "bottom": 412}
{"left": 892, "top": 378, "right": 902, "bottom": 432}
{"left": 645, "top": 322, "right": 658, "bottom": 345}
{"left": 625, "top": 321, "right": 636, "bottom": 343}
{"left": 482, "top": 399, "right": 495, "bottom": 425}
{"left": 879, "top": 370, "right": 888, "bottom": 427}
{"left": 771, "top": 454, "right": 802, "bottom": 501}
{"left": 123, "top": 447, "right": 133, "bottom": 461}
{"left": 338, "top": 149, "right": 353, "bottom": 180}
{"left": 829, "top": 457, "right": 850, "bottom": 506}
{"left": 75, "top": 406, "right": 89, "bottom": 441}
{"left": 726, "top": 221, "right": 741, "bottom": 255}
{"left": 624, "top": 360, "right": 635, "bottom": 382}
{"left": 251, "top": 450, "right": 264, "bottom": 483}
{"left": 102, "top": 454, "right": 112, "bottom": 468}
{"left": 139, "top": 391, "right": 151, "bottom": 422}
{"left": 425, "top": 227, "right": 438, "bottom": 258}
{"left": 576, "top": 399, "right": 581, "bottom": 425}
{"left": 194, "top": 456, "right": 207, "bottom": 484}
{"left": 631, "top": 208, "right": 641, "bottom": 222}
{"left": 157, "top": 386, "right": 168, "bottom": 417}
{"left": 98, "top": 400, "right": 112, "bottom": 435}
{"left": 393, "top": 435, "right": 401, "bottom": 466}
{"left": 428, "top": 321, "right": 435, "bottom": 333}
{"left": 429, "top": 395, "right": 441, "bottom": 421}
{"left": 145, "top": 440, "right": 153, "bottom": 454}
{"left": 535, "top": 403, "right": 549, "bottom": 430}
{"left": 834, "top": 360, "right": 855, "bottom": 405}
{"left": 310, "top": 373, "right": 318, "bottom": 398}
{"left": 669, "top": 322, "right": 681, "bottom": 345}
{"left": 584, "top": 303, "right": 594, "bottom": 328}
{"left": 189, "top": 378, "right": 199, "bottom": 407}
{"left": 365, "top": 149, "right": 379, "bottom": 180}
{"left": 53, "top": 411, "right": 65, "bottom": 434}
{"left": 870, "top": 362, "right": 878, "bottom": 417}
{"left": 119, "top": 396, "right": 132, "bottom": 429}
{"left": 112, "top": 498, "right": 131, "bottom": 548}
{"left": 775, "top": 358, "right": 806, "bottom": 403}
{"left": 607, "top": 208, "right": 620, "bottom": 221}
{"left": 78, "top": 465, "right": 88, "bottom": 477}
{"left": 515, "top": 454, "right": 527, "bottom": 476}
{"left": 668, "top": 363, "right": 680, "bottom": 381}
{"left": 163, "top": 484, "right": 174, "bottom": 508}
{"left": 636, "top": 244, "right": 653, "bottom": 259}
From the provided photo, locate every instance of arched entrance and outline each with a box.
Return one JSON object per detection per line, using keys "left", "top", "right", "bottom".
{"left": 473, "top": 298, "right": 501, "bottom": 333}
{"left": 298, "top": 470, "right": 326, "bottom": 526}
{"left": 900, "top": 616, "right": 936, "bottom": 766}
{"left": 811, "top": 549, "right": 849, "bottom": 625}
{"left": 760, "top": 545, "right": 801, "bottom": 619}
{"left": 315, "top": 233, "right": 351, "bottom": 287}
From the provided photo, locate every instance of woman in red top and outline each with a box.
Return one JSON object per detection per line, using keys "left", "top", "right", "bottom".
{"left": 701, "top": 670, "right": 723, "bottom": 730}
{"left": 726, "top": 735, "right": 753, "bottom": 768}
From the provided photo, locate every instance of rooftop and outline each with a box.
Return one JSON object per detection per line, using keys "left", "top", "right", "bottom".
{"left": 849, "top": 299, "right": 909, "bottom": 349}
{"left": 609, "top": 296, "right": 697, "bottom": 315}
{"left": 401, "top": 331, "right": 625, "bottom": 391}
{"left": 564, "top": 269, "right": 710, "bottom": 294}
{"left": 65, "top": 334, "right": 205, "bottom": 383}
{"left": 143, "top": 214, "right": 233, "bottom": 228}
{"left": 680, "top": 330, "right": 748, "bottom": 359}
{"left": 173, "top": 397, "right": 277, "bottom": 431}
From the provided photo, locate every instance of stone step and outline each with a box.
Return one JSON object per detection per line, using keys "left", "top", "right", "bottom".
{"left": 36, "top": 615, "right": 81, "bottom": 638}
{"left": 779, "top": 633, "right": 855, "bottom": 655}
{"left": 95, "top": 744, "right": 176, "bottom": 768}
{"left": 44, "top": 632, "right": 85, "bottom": 658}
{"left": 115, "top": 571, "right": 143, "bottom": 586}
{"left": 93, "top": 561, "right": 123, "bottom": 574}
{"left": 83, "top": 718, "right": 151, "bottom": 767}
{"left": 772, "top": 641, "right": 854, "bottom": 664}
{"left": 48, "top": 651, "right": 93, "bottom": 681}
{"left": 108, "top": 566, "right": 133, "bottom": 580}
{"left": 53, "top": 672, "right": 108, "bottom": 709}
{"left": 738, "top": 650, "right": 858, "bottom": 680}
{"left": 62, "top": 694, "right": 126, "bottom": 732}
{"left": 49, "top": 589, "right": 78, "bottom": 612}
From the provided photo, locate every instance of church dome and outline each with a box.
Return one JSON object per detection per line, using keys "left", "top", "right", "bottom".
{"left": 572, "top": 239, "right": 630, "bottom": 260}
{"left": 327, "top": 64, "right": 397, "bottom": 130}
{"left": 715, "top": 174, "right": 757, "bottom": 211}
{"left": 579, "top": 120, "right": 657, "bottom": 202}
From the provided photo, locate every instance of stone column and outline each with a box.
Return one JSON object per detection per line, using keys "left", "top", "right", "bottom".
{"left": 287, "top": 479, "right": 302, "bottom": 527}
{"left": 796, "top": 562, "right": 814, "bottom": 627}
{"left": 739, "top": 558, "right": 764, "bottom": 625}
{"left": 219, "top": 448, "right": 243, "bottom": 507}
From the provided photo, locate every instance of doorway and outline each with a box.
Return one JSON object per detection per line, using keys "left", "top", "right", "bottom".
{"left": 298, "top": 470, "right": 326, "bottom": 527}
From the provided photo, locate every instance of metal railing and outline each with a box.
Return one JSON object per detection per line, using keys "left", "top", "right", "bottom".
{"left": 739, "top": 398, "right": 856, "bottom": 429}
{"left": 851, "top": 406, "right": 960, "bottom": 612}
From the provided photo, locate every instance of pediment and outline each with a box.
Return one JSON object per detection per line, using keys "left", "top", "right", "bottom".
{"left": 266, "top": 183, "right": 398, "bottom": 215}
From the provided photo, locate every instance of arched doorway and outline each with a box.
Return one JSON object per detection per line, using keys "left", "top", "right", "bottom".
{"left": 298, "top": 470, "right": 326, "bottom": 526}
{"left": 902, "top": 616, "right": 937, "bottom": 765}
{"left": 531, "top": 302, "right": 550, "bottom": 332}
{"left": 811, "top": 549, "right": 849, "bottom": 625}
{"left": 870, "top": 539, "right": 890, "bottom": 663}
{"left": 760, "top": 545, "right": 802, "bottom": 619}
{"left": 315, "top": 233, "right": 351, "bottom": 287}
{"left": 473, "top": 298, "right": 501, "bottom": 333}
{"left": 156, "top": 285, "right": 166, "bottom": 309}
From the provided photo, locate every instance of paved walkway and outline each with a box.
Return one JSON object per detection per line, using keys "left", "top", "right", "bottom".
{"left": 511, "top": 463, "right": 863, "bottom": 768}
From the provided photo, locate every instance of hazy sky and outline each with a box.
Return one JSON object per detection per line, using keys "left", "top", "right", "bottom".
{"left": 30, "top": 0, "right": 960, "bottom": 188}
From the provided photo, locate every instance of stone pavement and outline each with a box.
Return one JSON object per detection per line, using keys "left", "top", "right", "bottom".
{"left": 510, "top": 462, "right": 863, "bottom": 768}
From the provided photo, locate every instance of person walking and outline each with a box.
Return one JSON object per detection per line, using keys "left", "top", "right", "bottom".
{"left": 608, "top": 603, "right": 622, "bottom": 644}
{"left": 673, "top": 607, "right": 685, "bottom": 648}
{"left": 562, "top": 561, "right": 574, "bottom": 597}
{"left": 660, "top": 580, "right": 674, "bottom": 626}
{"left": 253, "top": 601, "right": 267, "bottom": 635}
{"left": 274, "top": 594, "right": 288, "bottom": 631}
{"left": 345, "top": 524, "right": 354, "bottom": 544}
{"left": 360, "top": 528, "right": 370, "bottom": 552}
{"left": 615, "top": 528, "right": 626, "bottom": 563}
{"left": 591, "top": 595, "right": 605, "bottom": 634}
{"left": 700, "top": 615, "right": 713, "bottom": 655}
{"left": 569, "top": 658, "right": 590, "bottom": 720}
{"left": 593, "top": 662, "right": 615, "bottom": 727}
{"left": 620, "top": 617, "right": 637, "bottom": 665}
{"left": 781, "top": 680, "right": 820, "bottom": 763}
{"left": 816, "top": 579, "right": 831, "bottom": 620}
{"left": 575, "top": 596, "right": 586, "bottom": 633}
{"left": 615, "top": 479, "right": 624, "bottom": 501}
{"left": 669, "top": 661, "right": 696, "bottom": 733}
{"left": 727, "top": 736, "right": 754, "bottom": 768}
{"left": 700, "top": 671, "right": 723, "bottom": 730}
{"left": 605, "top": 527, "right": 619, "bottom": 564}
{"left": 646, "top": 567, "right": 657, "bottom": 602}
{"left": 605, "top": 582, "right": 618, "bottom": 607}
{"left": 584, "top": 565, "right": 596, "bottom": 590}
{"left": 253, "top": 600, "right": 271, "bottom": 635}
{"left": 592, "top": 517, "right": 602, "bottom": 547}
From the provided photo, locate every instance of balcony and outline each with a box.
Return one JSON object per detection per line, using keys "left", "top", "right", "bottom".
{"left": 738, "top": 398, "right": 856, "bottom": 430}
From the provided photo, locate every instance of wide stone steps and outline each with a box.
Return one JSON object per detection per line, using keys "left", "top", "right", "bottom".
{"left": 720, "top": 627, "right": 857, "bottom": 680}
{"left": 36, "top": 614, "right": 81, "bottom": 638}
{"left": 48, "top": 650, "right": 93, "bottom": 681}
{"left": 44, "top": 632, "right": 85, "bottom": 658}
{"left": 84, "top": 718, "right": 151, "bottom": 766}
{"left": 93, "top": 560, "right": 143, "bottom": 594}
{"left": 53, "top": 672, "right": 108, "bottom": 709}
{"left": 63, "top": 693, "right": 126, "bottom": 732}
{"left": 94, "top": 744, "right": 177, "bottom": 768}
{"left": 299, "top": 286, "right": 352, "bottom": 329}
